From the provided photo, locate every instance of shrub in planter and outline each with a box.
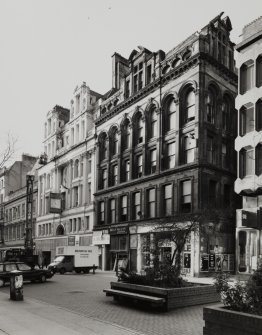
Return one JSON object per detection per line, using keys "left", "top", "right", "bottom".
{"left": 214, "top": 268, "right": 262, "bottom": 316}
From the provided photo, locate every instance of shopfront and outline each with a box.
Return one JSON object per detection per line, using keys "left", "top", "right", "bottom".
{"left": 236, "top": 209, "right": 262, "bottom": 274}
{"left": 109, "top": 225, "right": 129, "bottom": 271}
{"left": 92, "top": 230, "right": 110, "bottom": 270}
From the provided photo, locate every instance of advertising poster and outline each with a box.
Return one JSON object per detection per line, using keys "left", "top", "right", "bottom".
{"left": 209, "top": 254, "right": 215, "bottom": 271}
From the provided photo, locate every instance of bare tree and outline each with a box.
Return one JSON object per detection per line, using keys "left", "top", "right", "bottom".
{"left": 151, "top": 208, "right": 234, "bottom": 277}
{"left": 0, "top": 133, "right": 17, "bottom": 170}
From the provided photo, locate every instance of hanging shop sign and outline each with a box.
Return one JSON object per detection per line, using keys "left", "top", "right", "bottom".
{"left": 49, "top": 193, "right": 61, "bottom": 213}
{"left": 109, "top": 225, "right": 128, "bottom": 235}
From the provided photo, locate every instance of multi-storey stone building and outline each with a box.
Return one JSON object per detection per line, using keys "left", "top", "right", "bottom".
{"left": 94, "top": 14, "right": 238, "bottom": 276}
{"left": 235, "top": 17, "right": 262, "bottom": 275}
{"left": 0, "top": 154, "right": 37, "bottom": 256}
{"left": 35, "top": 82, "right": 102, "bottom": 263}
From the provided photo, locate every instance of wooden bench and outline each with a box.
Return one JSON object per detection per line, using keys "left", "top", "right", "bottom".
{"left": 103, "top": 288, "right": 166, "bottom": 306}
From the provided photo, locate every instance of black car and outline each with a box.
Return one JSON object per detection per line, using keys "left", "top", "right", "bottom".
{"left": 0, "top": 262, "right": 54, "bottom": 287}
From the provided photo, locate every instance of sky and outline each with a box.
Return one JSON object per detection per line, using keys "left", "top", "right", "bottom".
{"left": 0, "top": 0, "right": 262, "bottom": 165}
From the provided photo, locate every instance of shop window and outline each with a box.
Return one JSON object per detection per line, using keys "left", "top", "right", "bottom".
{"left": 132, "top": 192, "right": 141, "bottom": 220}
{"left": 180, "top": 180, "right": 192, "bottom": 213}
{"left": 120, "top": 195, "right": 128, "bottom": 221}
{"left": 147, "top": 188, "right": 156, "bottom": 218}
{"left": 149, "top": 149, "right": 157, "bottom": 174}
{"left": 240, "top": 103, "right": 254, "bottom": 135}
{"left": 256, "top": 55, "right": 262, "bottom": 88}
{"left": 256, "top": 99, "right": 262, "bottom": 131}
{"left": 111, "top": 235, "right": 127, "bottom": 251}
{"left": 239, "top": 148, "right": 255, "bottom": 178}
{"left": 240, "top": 60, "right": 254, "bottom": 94}
{"left": 166, "top": 142, "right": 176, "bottom": 169}
{"left": 163, "top": 184, "right": 172, "bottom": 216}
{"left": 108, "top": 199, "right": 116, "bottom": 224}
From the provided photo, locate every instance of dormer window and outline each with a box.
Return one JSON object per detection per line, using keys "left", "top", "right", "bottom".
{"left": 133, "top": 62, "right": 143, "bottom": 93}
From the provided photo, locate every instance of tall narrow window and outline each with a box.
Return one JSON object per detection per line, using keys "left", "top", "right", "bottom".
{"left": 136, "top": 155, "right": 143, "bottom": 178}
{"left": 100, "top": 135, "right": 107, "bottom": 161}
{"left": 184, "top": 134, "right": 195, "bottom": 164}
{"left": 207, "top": 136, "right": 215, "bottom": 164}
{"left": 181, "top": 180, "right": 192, "bottom": 213}
{"left": 167, "top": 142, "right": 176, "bottom": 168}
{"left": 135, "top": 114, "right": 144, "bottom": 145}
{"left": 185, "top": 89, "right": 195, "bottom": 123}
{"left": 146, "top": 64, "right": 152, "bottom": 84}
{"left": 239, "top": 148, "right": 255, "bottom": 178}
{"left": 222, "top": 142, "right": 228, "bottom": 168}
{"left": 111, "top": 129, "right": 118, "bottom": 156}
{"left": 240, "top": 61, "right": 254, "bottom": 94}
{"left": 149, "top": 108, "right": 157, "bottom": 139}
{"left": 120, "top": 195, "right": 128, "bottom": 221}
{"left": 74, "top": 160, "right": 79, "bottom": 178}
{"left": 206, "top": 89, "right": 215, "bottom": 124}
{"left": 109, "top": 199, "right": 116, "bottom": 224}
{"left": 150, "top": 149, "right": 157, "bottom": 174}
{"left": 256, "top": 55, "right": 262, "bottom": 88}
{"left": 112, "top": 165, "right": 118, "bottom": 186}
{"left": 222, "top": 97, "right": 231, "bottom": 132}
{"left": 256, "top": 144, "right": 262, "bottom": 176}
{"left": 125, "top": 80, "right": 130, "bottom": 98}
{"left": 122, "top": 120, "right": 130, "bottom": 150}
{"left": 101, "top": 168, "right": 107, "bottom": 189}
{"left": 209, "top": 181, "right": 217, "bottom": 206}
{"left": 240, "top": 104, "right": 254, "bottom": 135}
{"left": 166, "top": 98, "right": 176, "bottom": 132}
{"left": 123, "top": 160, "right": 130, "bottom": 182}
{"left": 163, "top": 184, "right": 172, "bottom": 216}
{"left": 256, "top": 100, "right": 262, "bottom": 131}
{"left": 132, "top": 192, "right": 141, "bottom": 220}
{"left": 147, "top": 188, "right": 156, "bottom": 218}
{"left": 99, "top": 201, "right": 105, "bottom": 224}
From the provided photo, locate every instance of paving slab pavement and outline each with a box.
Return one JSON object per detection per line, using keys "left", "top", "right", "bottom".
{"left": 0, "top": 292, "right": 143, "bottom": 335}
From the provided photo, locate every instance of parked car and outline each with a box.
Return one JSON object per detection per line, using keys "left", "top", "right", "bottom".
{"left": 0, "top": 262, "right": 54, "bottom": 287}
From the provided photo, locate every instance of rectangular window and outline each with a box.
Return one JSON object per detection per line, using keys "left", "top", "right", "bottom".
{"left": 222, "top": 142, "right": 228, "bottom": 168}
{"left": 120, "top": 195, "right": 128, "bottom": 221}
{"left": 17, "top": 205, "right": 20, "bottom": 218}
{"left": 109, "top": 199, "right": 116, "bottom": 224}
{"left": 240, "top": 62, "right": 254, "bottom": 94}
{"left": 99, "top": 201, "right": 105, "bottom": 224}
{"left": 147, "top": 64, "right": 152, "bottom": 84}
{"left": 147, "top": 188, "right": 156, "bottom": 218}
{"left": 101, "top": 168, "right": 107, "bottom": 189}
{"left": 136, "top": 155, "right": 143, "bottom": 178}
{"left": 125, "top": 80, "right": 130, "bottom": 98}
{"left": 124, "top": 160, "right": 130, "bottom": 182}
{"left": 132, "top": 192, "right": 141, "bottom": 220}
{"left": 85, "top": 216, "right": 90, "bottom": 231}
{"left": 150, "top": 149, "right": 157, "bottom": 174}
{"left": 256, "top": 144, "right": 262, "bottom": 176}
{"left": 240, "top": 105, "right": 254, "bottom": 135}
{"left": 181, "top": 180, "right": 192, "bottom": 213}
{"left": 112, "top": 165, "right": 118, "bottom": 186}
{"left": 74, "top": 186, "right": 79, "bottom": 207}
{"left": 163, "top": 184, "right": 172, "bottom": 216}
{"left": 209, "top": 180, "right": 217, "bottom": 206}
{"left": 167, "top": 142, "right": 176, "bottom": 168}
{"left": 207, "top": 136, "right": 215, "bottom": 164}
{"left": 240, "top": 149, "right": 255, "bottom": 177}
{"left": 22, "top": 204, "right": 25, "bottom": 217}
{"left": 184, "top": 135, "right": 195, "bottom": 163}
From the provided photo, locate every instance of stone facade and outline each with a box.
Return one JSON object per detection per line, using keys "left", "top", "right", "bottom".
{"left": 94, "top": 14, "right": 238, "bottom": 276}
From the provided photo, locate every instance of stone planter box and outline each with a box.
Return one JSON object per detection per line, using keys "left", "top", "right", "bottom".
{"left": 110, "top": 281, "right": 219, "bottom": 311}
{"left": 203, "top": 305, "right": 262, "bottom": 335}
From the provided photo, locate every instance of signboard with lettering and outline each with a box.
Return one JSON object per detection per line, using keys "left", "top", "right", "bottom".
{"left": 92, "top": 231, "right": 110, "bottom": 245}
{"left": 109, "top": 225, "right": 128, "bottom": 235}
{"left": 68, "top": 236, "right": 75, "bottom": 246}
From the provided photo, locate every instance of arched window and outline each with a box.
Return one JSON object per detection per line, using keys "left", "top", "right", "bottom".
{"left": 164, "top": 97, "right": 176, "bottom": 133}
{"left": 222, "top": 95, "right": 232, "bottom": 131}
{"left": 121, "top": 119, "right": 130, "bottom": 151}
{"left": 148, "top": 107, "right": 157, "bottom": 139}
{"left": 111, "top": 128, "right": 118, "bottom": 156}
{"left": 134, "top": 113, "right": 144, "bottom": 145}
{"left": 74, "top": 159, "right": 79, "bottom": 178}
{"left": 206, "top": 88, "right": 216, "bottom": 124}
{"left": 184, "top": 89, "right": 195, "bottom": 124}
{"left": 56, "top": 224, "right": 64, "bottom": 236}
{"left": 99, "top": 134, "right": 107, "bottom": 162}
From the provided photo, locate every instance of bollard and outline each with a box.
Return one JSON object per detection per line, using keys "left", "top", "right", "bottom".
{"left": 92, "top": 264, "right": 96, "bottom": 274}
{"left": 10, "top": 270, "right": 23, "bottom": 301}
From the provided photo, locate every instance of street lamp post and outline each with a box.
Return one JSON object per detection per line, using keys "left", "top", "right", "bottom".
{"left": 25, "top": 174, "right": 34, "bottom": 251}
